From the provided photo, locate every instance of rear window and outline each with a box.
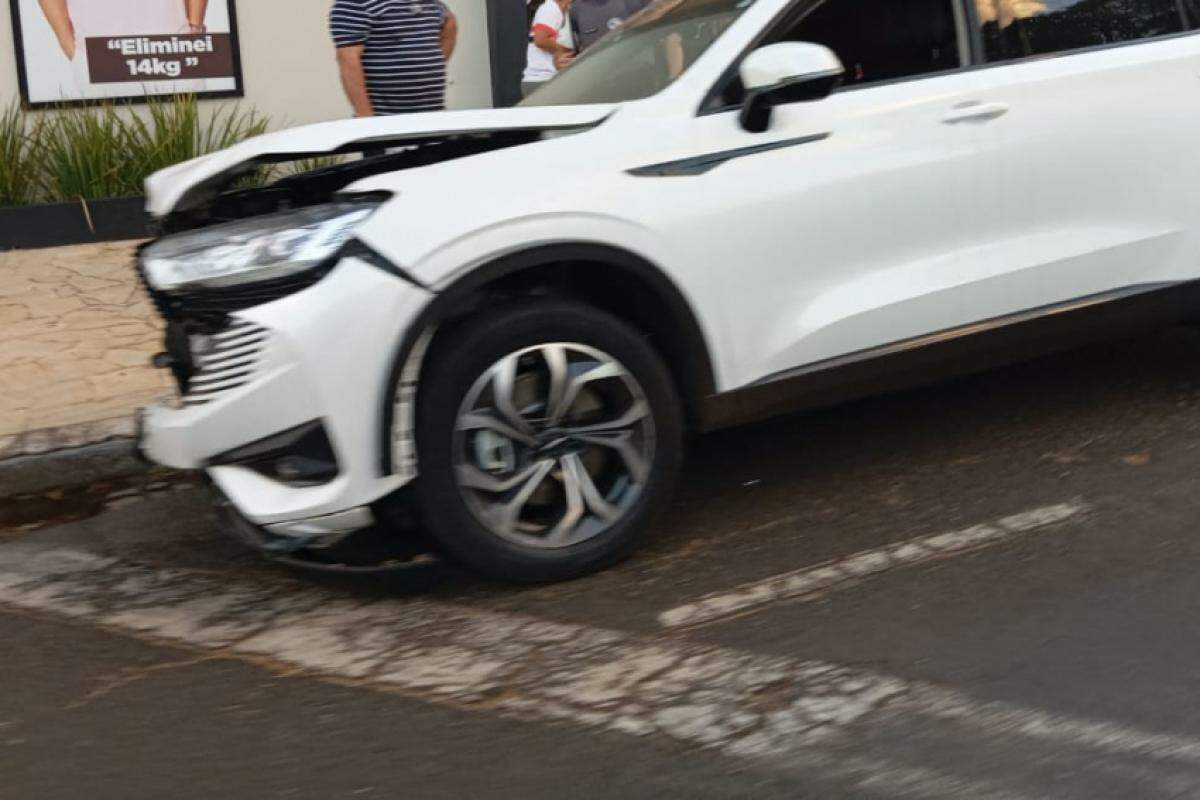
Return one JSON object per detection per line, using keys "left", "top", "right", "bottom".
{"left": 977, "top": 0, "right": 1200, "bottom": 62}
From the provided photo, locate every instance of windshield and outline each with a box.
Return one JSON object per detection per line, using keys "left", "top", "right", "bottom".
{"left": 520, "top": 0, "right": 757, "bottom": 107}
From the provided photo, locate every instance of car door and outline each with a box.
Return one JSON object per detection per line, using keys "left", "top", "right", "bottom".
{"left": 962, "top": 0, "right": 1200, "bottom": 316}
{"left": 657, "top": 0, "right": 1006, "bottom": 390}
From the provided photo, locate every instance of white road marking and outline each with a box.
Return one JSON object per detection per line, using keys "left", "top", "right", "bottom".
{"left": 658, "top": 500, "right": 1090, "bottom": 629}
{"left": 0, "top": 544, "right": 910, "bottom": 756}
{"left": 907, "top": 683, "right": 1200, "bottom": 765}
{"left": 796, "top": 752, "right": 1045, "bottom": 800}
{"left": 4, "top": 536, "right": 1200, "bottom": 798}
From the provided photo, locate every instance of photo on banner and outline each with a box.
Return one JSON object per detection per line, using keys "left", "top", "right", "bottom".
{"left": 8, "top": 0, "right": 243, "bottom": 106}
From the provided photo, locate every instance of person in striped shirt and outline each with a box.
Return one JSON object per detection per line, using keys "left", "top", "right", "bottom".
{"left": 330, "top": 0, "right": 458, "bottom": 117}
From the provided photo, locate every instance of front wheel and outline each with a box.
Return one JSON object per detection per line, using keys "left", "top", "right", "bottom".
{"left": 413, "top": 300, "right": 684, "bottom": 583}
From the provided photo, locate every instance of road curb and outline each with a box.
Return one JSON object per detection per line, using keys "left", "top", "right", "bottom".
{"left": 0, "top": 417, "right": 167, "bottom": 498}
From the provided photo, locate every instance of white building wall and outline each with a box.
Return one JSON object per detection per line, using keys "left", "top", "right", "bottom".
{"left": 444, "top": 0, "right": 496, "bottom": 110}
{"left": 1, "top": 7, "right": 18, "bottom": 110}
{"left": 1, "top": 0, "right": 493, "bottom": 128}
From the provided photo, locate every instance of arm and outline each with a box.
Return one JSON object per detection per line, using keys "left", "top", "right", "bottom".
{"left": 184, "top": 0, "right": 209, "bottom": 31}
{"left": 665, "top": 31, "right": 684, "bottom": 78}
{"left": 336, "top": 45, "right": 374, "bottom": 117}
{"left": 440, "top": 11, "right": 457, "bottom": 61}
{"left": 532, "top": 27, "right": 575, "bottom": 69}
{"left": 531, "top": 27, "right": 561, "bottom": 55}
{"left": 37, "top": 0, "right": 75, "bottom": 59}
{"left": 532, "top": 26, "right": 574, "bottom": 63}
{"left": 330, "top": 1, "right": 374, "bottom": 117}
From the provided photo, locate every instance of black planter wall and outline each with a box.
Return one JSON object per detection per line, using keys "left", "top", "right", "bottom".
{"left": 0, "top": 197, "right": 150, "bottom": 251}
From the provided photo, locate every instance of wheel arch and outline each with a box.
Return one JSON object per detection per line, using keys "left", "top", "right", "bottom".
{"left": 378, "top": 242, "right": 718, "bottom": 476}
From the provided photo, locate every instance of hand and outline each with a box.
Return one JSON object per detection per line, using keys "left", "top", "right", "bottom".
{"left": 553, "top": 49, "right": 575, "bottom": 70}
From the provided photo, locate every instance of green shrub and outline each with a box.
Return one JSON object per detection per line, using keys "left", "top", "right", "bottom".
{"left": 35, "top": 103, "right": 147, "bottom": 202}
{"left": 8, "top": 96, "right": 273, "bottom": 206}
{"left": 131, "top": 94, "right": 271, "bottom": 176}
{"left": 278, "top": 155, "right": 346, "bottom": 177}
{"left": 0, "top": 104, "right": 40, "bottom": 207}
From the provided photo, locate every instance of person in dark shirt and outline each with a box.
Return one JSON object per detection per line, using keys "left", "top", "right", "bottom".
{"left": 569, "top": 0, "right": 651, "bottom": 53}
{"left": 330, "top": 0, "right": 458, "bottom": 117}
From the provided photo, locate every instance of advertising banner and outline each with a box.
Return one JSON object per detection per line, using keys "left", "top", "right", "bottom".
{"left": 9, "top": 0, "right": 243, "bottom": 106}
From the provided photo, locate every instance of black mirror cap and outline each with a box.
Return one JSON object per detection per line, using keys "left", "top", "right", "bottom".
{"left": 738, "top": 71, "right": 843, "bottom": 134}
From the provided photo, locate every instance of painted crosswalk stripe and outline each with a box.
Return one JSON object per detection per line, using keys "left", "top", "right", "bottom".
{"left": 0, "top": 544, "right": 910, "bottom": 757}
{"left": 5, "top": 539, "right": 1200, "bottom": 797}
{"left": 658, "top": 500, "right": 1090, "bottom": 629}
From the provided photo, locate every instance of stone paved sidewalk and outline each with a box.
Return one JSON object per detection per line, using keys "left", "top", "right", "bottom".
{"left": 0, "top": 241, "right": 170, "bottom": 457}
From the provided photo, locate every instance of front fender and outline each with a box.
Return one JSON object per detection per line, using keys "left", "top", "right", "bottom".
{"left": 372, "top": 233, "right": 724, "bottom": 477}
{"left": 402, "top": 212, "right": 678, "bottom": 291}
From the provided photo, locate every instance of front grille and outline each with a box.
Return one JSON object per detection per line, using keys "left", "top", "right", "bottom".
{"left": 169, "top": 272, "right": 325, "bottom": 323}
{"left": 183, "top": 320, "right": 270, "bottom": 407}
{"left": 135, "top": 243, "right": 172, "bottom": 321}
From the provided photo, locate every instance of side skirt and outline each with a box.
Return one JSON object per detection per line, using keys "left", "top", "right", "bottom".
{"left": 699, "top": 280, "right": 1200, "bottom": 431}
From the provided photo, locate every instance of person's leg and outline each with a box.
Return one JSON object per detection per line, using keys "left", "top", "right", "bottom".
{"left": 521, "top": 81, "right": 543, "bottom": 98}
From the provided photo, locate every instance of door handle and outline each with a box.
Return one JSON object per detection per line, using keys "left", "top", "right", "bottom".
{"left": 942, "top": 101, "right": 1009, "bottom": 124}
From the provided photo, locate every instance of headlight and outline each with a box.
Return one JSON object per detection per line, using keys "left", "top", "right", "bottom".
{"left": 142, "top": 200, "right": 382, "bottom": 293}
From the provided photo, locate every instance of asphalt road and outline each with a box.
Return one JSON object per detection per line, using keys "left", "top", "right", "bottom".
{"left": 6, "top": 327, "right": 1200, "bottom": 799}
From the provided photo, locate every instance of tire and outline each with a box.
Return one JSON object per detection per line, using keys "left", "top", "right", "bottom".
{"left": 413, "top": 299, "right": 684, "bottom": 583}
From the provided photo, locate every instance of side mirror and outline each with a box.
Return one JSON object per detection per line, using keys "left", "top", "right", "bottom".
{"left": 738, "top": 42, "right": 844, "bottom": 133}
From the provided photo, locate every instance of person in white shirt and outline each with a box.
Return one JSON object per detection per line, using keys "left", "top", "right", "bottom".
{"left": 35, "top": 0, "right": 210, "bottom": 96}
{"left": 522, "top": 0, "right": 575, "bottom": 98}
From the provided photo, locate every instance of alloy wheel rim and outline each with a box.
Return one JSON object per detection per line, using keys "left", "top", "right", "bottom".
{"left": 452, "top": 343, "right": 656, "bottom": 550}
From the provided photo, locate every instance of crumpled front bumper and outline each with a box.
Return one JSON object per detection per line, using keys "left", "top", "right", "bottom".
{"left": 138, "top": 255, "right": 434, "bottom": 542}
{"left": 206, "top": 480, "right": 432, "bottom": 572}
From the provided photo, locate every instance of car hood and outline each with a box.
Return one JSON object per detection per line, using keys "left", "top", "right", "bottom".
{"left": 144, "top": 104, "right": 617, "bottom": 218}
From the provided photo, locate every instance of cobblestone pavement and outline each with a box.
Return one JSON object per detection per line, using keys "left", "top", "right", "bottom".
{"left": 0, "top": 241, "right": 169, "bottom": 442}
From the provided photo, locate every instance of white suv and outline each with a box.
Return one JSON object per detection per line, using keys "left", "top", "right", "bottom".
{"left": 139, "top": 0, "right": 1200, "bottom": 581}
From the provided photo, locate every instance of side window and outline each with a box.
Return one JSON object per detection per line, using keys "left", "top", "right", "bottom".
{"left": 715, "top": 0, "right": 962, "bottom": 107}
{"left": 977, "top": 0, "right": 1199, "bottom": 63}
{"left": 780, "top": 0, "right": 962, "bottom": 87}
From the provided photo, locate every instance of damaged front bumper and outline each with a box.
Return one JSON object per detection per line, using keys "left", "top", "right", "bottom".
{"left": 136, "top": 252, "right": 434, "bottom": 561}
{"left": 208, "top": 480, "right": 433, "bottom": 573}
